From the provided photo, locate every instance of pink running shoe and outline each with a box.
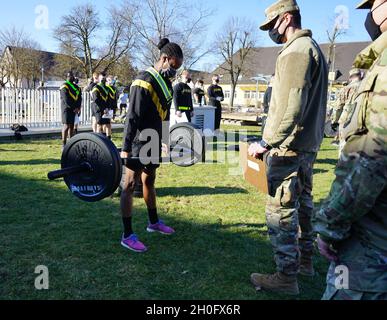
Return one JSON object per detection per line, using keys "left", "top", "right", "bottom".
{"left": 121, "top": 234, "right": 147, "bottom": 253}
{"left": 147, "top": 221, "right": 175, "bottom": 235}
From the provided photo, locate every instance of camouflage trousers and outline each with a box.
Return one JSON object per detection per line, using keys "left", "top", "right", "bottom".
{"left": 265, "top": 149, "right": 317, "bottom": 276}
{"left": 322, "top": 282, "right": 387, "bottom": 300}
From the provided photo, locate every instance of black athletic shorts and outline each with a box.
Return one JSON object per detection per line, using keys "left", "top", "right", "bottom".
{"left": 95, "top": 113, "right": 111, "bottom": 126}
{"left": 124, "top": 141, "right": 161, "bottom": 172}
{"left": 62, "top": 109, "right": 76, "bottom": 125}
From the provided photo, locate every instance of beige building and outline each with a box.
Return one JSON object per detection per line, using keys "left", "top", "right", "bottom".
{"left": 203, "top": 41, "right": 370, "bottom": 109}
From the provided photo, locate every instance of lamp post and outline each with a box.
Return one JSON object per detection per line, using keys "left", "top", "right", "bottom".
{"left": 250, "top": 75, "right": 269, "bottom": 107}
{"left": 41, "top": 66, "right": 45, "bottom": 86}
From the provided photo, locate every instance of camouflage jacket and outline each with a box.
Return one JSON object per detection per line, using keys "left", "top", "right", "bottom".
{"left": 330, "top": 80, "right": 361, "bottom": 125}
{"left": 313, "top": 33, "right": 387, "bottom": 292}
{"left": 263, "top": 29, "right": 329, "bottom": 152}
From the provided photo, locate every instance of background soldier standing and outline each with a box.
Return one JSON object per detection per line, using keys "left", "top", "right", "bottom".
{"left": 173, "top": 70, "right": 194, "bottom": 123}
{"left": 249, "top": 0, "right": 328, "bottom": 295}
{"left": 261, "top": 74, "right": 275, "bottom": 134}
{"left": 207, "top": 75, "right": 224, "bottom": 130}
{"left": 91, "top": 73, "right": 112, "bottom": 140}
{"left": 60, "top": 71, "right": 82, "bottom": 148}
{"left": 107, "top": 75, "right": 119, "bottom": 121}
{"left": 313, "top": 0, "right": 387, "bottom": 301}
{"left": 331, "top": 68, "right": 362, "bottom": 150}
{"left": 85, "top": 72, "right": 100, "bottom": 133}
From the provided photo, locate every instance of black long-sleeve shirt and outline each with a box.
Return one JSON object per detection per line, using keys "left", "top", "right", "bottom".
{"left": 207, "top": 84, "right": 224, "bottom": 107}
{"left": 173, "top": 82, "right": 193, "bottom": 112}
{"left": 91, "top": 83, "right": 110, "bottom": 116}
{"left": 122, "top": 69, "right": 173, "bottom": 153}
{"left": 107, "top": 84, "right": 118, "bottom": 110}
{"left": 194, "top": 87, "right": 206, "bottom": 105}
{"left": 84, "top": 81, "right": 97, "bottom": 92}
{"left": 60, "top": 81, "right": 82, "bottom": 112}
{"left": 262, "top": 86, "right": 272, "bottom": 114}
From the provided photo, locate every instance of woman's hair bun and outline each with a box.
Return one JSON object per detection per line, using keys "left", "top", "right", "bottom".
{"left": 157, "top": 38, "right": 170, "bottom": 51}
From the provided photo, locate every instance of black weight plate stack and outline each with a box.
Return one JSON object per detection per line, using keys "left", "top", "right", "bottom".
{"left": 61, "top": 133, "right": 122, "bottom": 202}
{"left": 169, "top": 123, "right": 204, "bottom": 167}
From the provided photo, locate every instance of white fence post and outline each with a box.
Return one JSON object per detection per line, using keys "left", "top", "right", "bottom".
{"left": 0, "top": 88, "right": 94, "bottom": 129}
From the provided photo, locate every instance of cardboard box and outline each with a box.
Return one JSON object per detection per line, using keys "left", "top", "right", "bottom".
{"left": 239, "top": 141, "right": 269, "bottom": 195}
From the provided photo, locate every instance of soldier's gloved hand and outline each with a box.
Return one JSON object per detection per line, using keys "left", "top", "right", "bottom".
{"left": 317, "top": 237, "right": 339, "bottom": 262}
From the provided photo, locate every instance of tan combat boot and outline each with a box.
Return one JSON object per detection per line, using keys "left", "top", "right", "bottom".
{"left": 299, "top": 257, "right": 315, "bottom": 277}
{"left": 250, "top": 272, "right": 300, "bottom": 296}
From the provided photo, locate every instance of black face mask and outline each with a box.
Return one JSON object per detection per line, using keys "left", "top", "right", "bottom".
{"left": 160, "top": 60, "right": 177, "bottom": 80}
{"left": 365, "top": 2, "right": 387, "bottom": 41}
{"left": 269, "top": 18, "right": 286, "bottom": 44}
{"left": 160, "top": 68, "right": 177, "bottom": 80}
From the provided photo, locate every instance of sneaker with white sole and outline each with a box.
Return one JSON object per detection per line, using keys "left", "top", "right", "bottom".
{"left": 147, "top": 221, "right": 175, "bottom": 235}
{"left": 121, "top": 234, "right": 147, "bottom": 253}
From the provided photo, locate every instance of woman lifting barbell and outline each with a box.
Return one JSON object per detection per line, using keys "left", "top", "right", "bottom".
{"left": 120, "top": 38, "right": 184, "bottom": 253}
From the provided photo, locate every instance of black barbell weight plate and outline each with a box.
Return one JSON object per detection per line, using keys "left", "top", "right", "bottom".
{"left": 169, "top": 123, "right": 204, "bottom": 167}
{"left": 61, "top": 133, "right": 122, "bottom": 202}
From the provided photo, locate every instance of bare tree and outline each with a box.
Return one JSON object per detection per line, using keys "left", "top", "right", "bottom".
{"left": 0, "top": 27, "right": 43, "bottom": 88}
{"left": 326, "top": 17, "right": 347, "bottom": 73}
{"left": 214, "top": 17, "right": 257, "bottom": 108}
{"left": 53, "top": 3, "right": 137, "bottom": 79}
{"left": 52, "top": 54, "right": 84, "bottom": 79}
{"left": 99, "top": 54, "right": 138, "bottom": 87}
{"left": 121, "top": 0, "right": 214, "bottom": 69}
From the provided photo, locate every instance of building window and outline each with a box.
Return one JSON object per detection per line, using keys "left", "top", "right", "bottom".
{"left": 244, "top": 91, "right": 251, "bottom": 99}
{"left": 225, "top": 91, "right": 231, "bottom": 99}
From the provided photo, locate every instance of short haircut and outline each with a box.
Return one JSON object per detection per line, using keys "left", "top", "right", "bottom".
{"left": 289, "top": 10, "right": 302, "bottom": 28}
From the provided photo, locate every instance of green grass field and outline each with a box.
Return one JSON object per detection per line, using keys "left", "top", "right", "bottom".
{"left": 0, "top": 125, "right": 337, "bottom": 300}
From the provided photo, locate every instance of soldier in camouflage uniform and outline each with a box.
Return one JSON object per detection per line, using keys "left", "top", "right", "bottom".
{"left": 313, "top": 0, "right": 387, "bottom": 301}
{"left": 331, "top": 68, "right": 362, "bottom": 151}
{"left": 249, "top": 0, "right": 328, "bottom": 295}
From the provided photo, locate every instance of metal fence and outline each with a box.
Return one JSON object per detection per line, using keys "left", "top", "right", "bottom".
{"left": 0, "top": 88, "right": 93, "bottom": 129}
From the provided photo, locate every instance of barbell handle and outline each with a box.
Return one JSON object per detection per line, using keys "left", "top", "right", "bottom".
{"left": 48, "top": 151, "right": 198, "bottom": 181}
{"left": 48, "top": 163, "right": 92, "bottom": 181}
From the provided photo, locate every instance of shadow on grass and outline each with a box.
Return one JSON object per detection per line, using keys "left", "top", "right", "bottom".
{"left": 0, "top": 170, "right": 327, "bottom": 300}
{"left": 315, "top": 158, "right": 339, "bottom": 167}
{"left": 157, "top": 186, "right": 248, "bottom": 197}
{"left": 0, "top": 159, "right": 61, "bottom": 166}
{"left": 0, "top": 149, "right": 35, "bottom": 152}
{"left": 313, "top": 168, "right": 329, "bottom": 175}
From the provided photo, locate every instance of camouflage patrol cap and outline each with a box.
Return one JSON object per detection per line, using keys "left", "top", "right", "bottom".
{"left": 349, "top": 68, "right": 361, "bottom": 77}
{"left": 356, "top": 0, "right": 374, "bottom": 9}
{"left": 260, "top": 0, "right": 300, "bottom": 31}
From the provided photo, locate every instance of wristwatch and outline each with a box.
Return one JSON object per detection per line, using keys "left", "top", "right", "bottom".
{"left": 260, "top": 140, "right": 272, "bottom": 150}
